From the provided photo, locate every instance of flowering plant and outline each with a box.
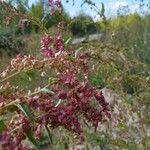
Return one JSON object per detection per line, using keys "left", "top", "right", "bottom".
{"left": 0, "top": 0, "right": 111, "bottom": 149}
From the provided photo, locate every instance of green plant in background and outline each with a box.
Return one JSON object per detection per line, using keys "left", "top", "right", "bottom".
{"left": 69, "top": 12, "right": 98, "bottom": 37}
{"left": 89, "top": 71, "right": 105, "bottom": 88}
{"left": 105, "top": 13, "right": 150, "bottom": 64}
{"left": 71, "top": 37, "right": 149, "bottom": 149}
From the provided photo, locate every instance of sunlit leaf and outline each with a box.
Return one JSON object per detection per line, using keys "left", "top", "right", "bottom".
{"left": 64, "top": 37, "right": 72, "bottom": 45}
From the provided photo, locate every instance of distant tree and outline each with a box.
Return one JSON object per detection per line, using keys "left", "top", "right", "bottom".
{"left": 30, "top": 1, "right": 44, "bottom": 20}
{"left": 69, "top": 12, "right": 98, "bottom": 37}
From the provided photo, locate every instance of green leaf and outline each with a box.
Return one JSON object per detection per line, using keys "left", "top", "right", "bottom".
{"left": 76, "top": 47, "right": 83, "bottom": 51}
{"left": 86, "top": 130, "right": 107, "bottom": 147}
{"left": 26, "top": 131, "right": 41, "bottom": 150}
{"left": 117, "top": 121, "right": 126, "bottom": 129}
{"left": 16, "top": 103, "right": 34, "bottom": 122}
{"left": 26, "top": 70, "right": 36, "bottom": 81}
{"left": 40, "top": 87, "right": 54, "bottom": 95}
{"left": 0, "top": 120, "right": 6, "bottom": 133}
{"left": 64, "top": 37, "right": 72, "bottom": 45}
{"left": 44, "top": 125, "right": 53, "bottom": 146}
{"left": 16, "top": 104, "right": 40, "bottom": 149}
{"left": 75, "top": 47, "right": 84, "bottom": 58}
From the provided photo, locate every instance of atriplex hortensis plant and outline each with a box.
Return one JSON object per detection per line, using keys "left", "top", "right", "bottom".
{"left": 0, "top": 0, "right": 111, "bottom": 149}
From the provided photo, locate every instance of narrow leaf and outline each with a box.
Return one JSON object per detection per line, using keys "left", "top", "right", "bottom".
{"left": 0, "top": 120, "right": 6, "bottom": 133}
{"left": 76, "top": 47, "right": 83, "bottom": 51}
{"left": 64, "top": 37, "right": 72, "bottom": 45}
{"left": 44, "top": 125, "right": 53, "bottom": 146}
{"left": 40, "top": 87, "right": 54, "bottom": 95}
{"left": 26, "top": 131, "right": 41, "bottom": 150}
{"left": 75, "top": 47, "right": 83, "bottom": 58}
{"left": 16, "top": 103, "right": 34, "bottom": 121}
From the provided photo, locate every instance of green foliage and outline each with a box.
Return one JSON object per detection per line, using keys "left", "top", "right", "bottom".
{"left": 109, "top": 14, "right": 140, "bottom": 29}
{"left": 16, "top": 103, "right": 34, "bottom": 121}
{"left": 69, "top": 13, "right": 98, "bottom": 37}
{"left": 86, "top": 130, "right": 108, "bottom": 149}
{"left": 0, "top": 120, "right": 6, "bottom": 133}
{"left": 74, "top": 39, "right": 149, "bottom": 150}
{"left": 16, "top": 101, "right": 41, "bottom": 149}
{"left": 106, "top": 13, "right": 150, "bottom": 64}
{"left": 12, "top": 70, "right": 37, "bottom": 90}
{"left": 0, "top": 34, "right": 26, "bottom": 57}
{"left": 44, "top": 125, "right": 53, "bottom": 147}
{"left": 44, "top": 9, "right": 71, "bottom": 29}
{"left": 26, "top": 131, "right": 41, "bottom": 150}
{"left": 30, "top": 1, "right": 43, "bottom": 20}
{"left": 89, "top": 72, "right": 105, "bottom": 88}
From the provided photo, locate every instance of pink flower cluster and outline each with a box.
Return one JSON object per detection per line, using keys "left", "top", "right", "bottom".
{"left": 28, "top": 71, "right": 111, "bottom": 141}
{"left": 0, "top": 55, "right": 111, "bottom": 149}
{"left": 40, "top": 33, "right": 64, "bottom": 58}
{"left": 48, "top": 0, "right": 62, "bottom": 14}
{"left": 0, "top": 131, "right": 27, "bottom": 149}
{"left": 0, "top": 1, "right": 112, "bottom": 149}
{"left": 0, "top": 115, "right": 31, "bottom": 150}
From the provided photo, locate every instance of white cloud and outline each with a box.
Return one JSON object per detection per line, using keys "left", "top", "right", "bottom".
{"left": 106, "top": 0, "right": 143, "bottom": 16}
{"left": 113, "top": 1, "right": 128, "bottom": 10}
{"left": 130, "top": 4, "right": 139, "bottom": 13}
{"left": 105, "top": 1, "right": 128, "bottom": 17}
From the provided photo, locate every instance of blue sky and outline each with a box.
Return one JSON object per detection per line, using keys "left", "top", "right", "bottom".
{"left": 29, "top": 0, "right": 149, "bottom": 19}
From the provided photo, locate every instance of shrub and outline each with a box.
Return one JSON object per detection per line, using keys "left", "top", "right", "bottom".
{"left": 69, "top": 13, "right": 98, "bottom": 37}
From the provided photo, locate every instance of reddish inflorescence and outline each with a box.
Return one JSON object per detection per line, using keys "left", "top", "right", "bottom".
{"left": 0, "top": 0, "right": 112, "bottom": 149}
{"left": 40, "top": 33, "right": 64, "bottom": 58}
{"left": 0, "top": 55, "right": 111, "bottom": 149}
{"left": 0, "top": 42, "right": 111, "bottom": 149}
{"left": 0, "top": 115, "right": 31, "bottom": 150}
{"left": 48, "top": 0, "right": 62, "bottom": 14}
{"left": 28, "top": 71, "right": 111, "bottom": 140}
